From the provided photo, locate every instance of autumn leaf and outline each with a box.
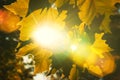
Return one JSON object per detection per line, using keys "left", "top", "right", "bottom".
{"left": 78, "top": 0, "right": 96, "bottom": 25}
{"left": 18, "top": 9, "right": 42, "bottom": 40}
{"left": 100, "top": 13, "right": 111, "bottom": 33}
{"left": 0, "top": 9, "right": 20, "bottom": 33}
{"left": 78, "top": 22, "right": 86, "bottom": 34}
{"left": 69, "top": 64, "right": 79, "bottom": 80}
{"left": 88, "top": 65, "right": 103, "bottom": 77}
{"left": 16, "top": 43, "right": 38, "bottom": 57}
{"left": 32, "top": 48, "right": 52, "bottom": 74}
{"left": 49, "top": 0, "right": 120, "bottom": 33}
{"left": 19, "top": 8, "right": 67, "bottom": 41}
{"left": 87, "top": 53, "right": 115, "bottom": 78}
{"left": 78, "top": 0, "right": 120, "bottom": 32}
{"left": 4, "top": 0, "right": 30, "bottom": 17}
{"left": 70, "top": 33, "right": 115, "bottom": 77}
{"left": 91, "top": 33, "right": 113, "bottom": 58}
{"left": 16, "top": 7, "right": 67, "bottom": 74}
{"left": 16, "top": 42, "right": 52, "bottom": 74}
{"left": 87, "top": 33, "right": 115, "bottom": 77}
{"left": 0, "top": 0, "right": 119, "bottom": 79}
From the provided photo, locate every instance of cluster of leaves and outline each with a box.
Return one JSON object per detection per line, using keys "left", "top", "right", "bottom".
{"left": 0, "top": 0, "right": 120, "bottom": 80}
{"left": 0, "top": 30, "right": 34, "bottom": 80}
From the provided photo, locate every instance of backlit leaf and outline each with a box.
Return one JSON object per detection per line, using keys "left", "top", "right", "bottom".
{"left": 19, "top": 8, "right": 67, "bottom": 41}
{"left": 87, "top": 33, "right": 115, "bottom": 77}
{"left": 16, "top": 43, "right": 52, "bottom": 74}
{"left": 71, "top": 33, "right": 115, "bottom": 77}
{"left": 4, "top": 0, "right": 30, "bottom": 17}
{"left": 78, "top": 0, "right": 96, "bottom": 25}
{"left": 33, "top": 48, "right": 52, "bottom": 73}
{"left": 78, "top": 0, "right": 120, "bottom": 32}
{"left": 87, "top": 53, "right": 115, "bottom": 78}
{"left": 100, "top": 13, "right": 111, "bottom": 33}
{"left": 69, "top": 65, "right": 79, "bottom": 80}
{"left": 0, "top": 9, "right": 20, "bottom": 33}
{"left": 78, "top": 22, "right": 86, "bottom": 34}
{"left": 91, "top": 33, "right": 112, "bottom": 58}
{"left": 16, "top": 43, "right": 38, "bottom": 57}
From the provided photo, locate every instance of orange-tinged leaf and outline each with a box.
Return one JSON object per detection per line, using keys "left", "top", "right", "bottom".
{"left": 4, "top": 0, "right": 30, "bottom": 17}
{"left": 0, "top": 9, "right": 20, "bottom": 33}
{"left": 19, "top": 8, "right": 67, "bottom": 41}
{"left": 99, "top": 53, "right": 115, "bottom": 77}
{"left": 87, "top": 53, "right": 115, "bottom": 78}
{"left": 88, "top": 65, "right": 103, "bottom": 77}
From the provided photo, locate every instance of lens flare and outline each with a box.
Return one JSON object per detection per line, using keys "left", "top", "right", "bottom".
{"left": 32, "top": 25, "right": 68, "bottom": 50}
{"left": 70, "top": 44, "right": 77, "bottom": 51}
{"left": 33, "top": 73, "right": 50, "bottom": 80}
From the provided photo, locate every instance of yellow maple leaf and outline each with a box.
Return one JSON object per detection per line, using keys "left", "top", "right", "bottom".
{"left": 70, "top": 33, "right": 115, "bottom": 77}
{"left": 18, "top": 8, "right": 67, "bottom": 41}
{"left": 49, "top": 0, "right": 120, "bottom": 33}
{"left": 33, "top": 48, "right": 52, "bottom": 73}
{"left": 18, "top": 9, "right": 43, "bottom": 40}
{"left": 100, "top": 13, "right": 111, "bottom": 33}
{"left": 4, "top": 0, "right": 30, "bottom": 17}
{"left": 91, "top": 33, "right": 112, "bottom": 58}
{"left": 78, "top": 0, "right": 96, "bottom": 25}
{"left": 16, "top": 43, "right": 52, "bottom": 74}
{"left": 16, "top": 43, "right": 38, "bottom": 57}
{"left": 87, "top": 33, "right": 115, "bottom": 77}
{"left": 78, "top": 0, "right": 120, "bottom": 32}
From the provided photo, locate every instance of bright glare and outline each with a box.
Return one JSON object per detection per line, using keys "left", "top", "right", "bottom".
{"left": 33, "top": 73, "right": 50, "bottom": 80}
{"left": 32, "top": 25, "right": 67, "bottom": 49}
{"left": 71, "top": 44, "right": 77, "bottom": 51}
{"left": 22, "top": 54, "right": 34, "bottom": 64}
